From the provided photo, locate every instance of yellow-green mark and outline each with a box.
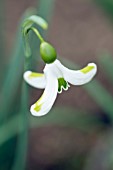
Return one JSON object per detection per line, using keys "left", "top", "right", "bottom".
{"left": 34, "top": 103, "right": 42, "bottom": 112}
{"left": 34, "top": 94, "right": 44, "bottom": 112}
{"left": 81, "top": 66, "right": 94, "bottom": 74}
{"left": 29, "top": 72, "right": 44, "bottom": 78}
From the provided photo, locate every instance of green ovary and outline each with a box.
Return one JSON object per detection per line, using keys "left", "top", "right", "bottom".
{"left": 40, "top": 42, "right": 57, "bottom": 64}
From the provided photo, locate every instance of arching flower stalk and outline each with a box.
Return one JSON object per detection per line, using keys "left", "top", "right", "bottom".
{"left": 22, "top": 15, "right": 97, "bottom": 116}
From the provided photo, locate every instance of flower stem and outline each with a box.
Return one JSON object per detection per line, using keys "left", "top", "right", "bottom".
{"left": 29, "top": 27, "right": 44, "bottom": 43}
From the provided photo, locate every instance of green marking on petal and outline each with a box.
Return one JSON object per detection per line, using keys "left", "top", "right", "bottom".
{"left": 34, "top": 104, "right": 42, "bottom": 112}
{"left": 58, "top": 78, "right": 68, "bottom": 93}
{"left": 81, "top": 65, "right": 94, "bottom": 74}
{"left": 34, "top": 95, "right": 44, "bottom": 112}
{"left": 29, "top": 72, "right": 44, "bottom": 78}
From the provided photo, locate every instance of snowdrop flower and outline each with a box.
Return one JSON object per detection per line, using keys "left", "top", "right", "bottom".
{"left": 24, "top": 42, "right": 97, "bottom": 116}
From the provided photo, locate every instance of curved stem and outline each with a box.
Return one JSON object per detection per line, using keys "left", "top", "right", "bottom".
{"left": 29, "top": 27, "right": 44, "bottom": 43}
{"left": 23, "top": 27, "right": 45, "bottom": 57}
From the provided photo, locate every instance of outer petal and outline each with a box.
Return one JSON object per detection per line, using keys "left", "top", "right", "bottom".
{"left": 30, "top": 69, "right": 58, "bottom": 116}
{"left": 55, "top": 60, "right": 97, "bottom": 85}
{"left": 23, "top": 71, "right": 46, "bottom": 89}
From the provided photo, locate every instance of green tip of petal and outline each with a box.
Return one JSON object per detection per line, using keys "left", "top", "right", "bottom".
{"left": 58, "top": 78, "right": 69, "bottom": 93}
{"left": 81, "top": 65, "right": 95, "bottom": 74}
{"left": 33, "top": 95, "right": 44, "bottom": 112}
{"left": 29, "top": 72, "right": 44, "bottom": 78}
{"left": 40, "top": 42, "right": 57, "bottom": 64}
{"left": 34, "top": 104, "right": 42, "bottom": 112}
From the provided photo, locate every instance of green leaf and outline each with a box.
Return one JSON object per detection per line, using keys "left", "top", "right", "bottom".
{"left": 98, "top": 53, "right": 113, "bottom": 83}
{"left": 0, "top": 8, "right": 36, "bottom": 124}
{"left": 0, "top": 8, "right": 35, "bottom": 170}
{"left": 94, "top": 0, "right": 113, "bottom": 21}
{"left": 85, "top": 80, "right": 113, "bottom": 119}
{"left": 11, "top": 82, "right": 29, "bottom": 170}
{"left": 0, "top": 0, "right": 6, "bottom": 87}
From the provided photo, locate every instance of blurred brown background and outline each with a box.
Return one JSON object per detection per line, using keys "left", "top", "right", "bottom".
{"left": 4, "top": 0, "right": 113, "bottom": 169}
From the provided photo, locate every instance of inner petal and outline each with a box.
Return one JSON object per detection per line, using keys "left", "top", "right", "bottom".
{"left": 58, "top": 77, "right": 69, "bottom": 93}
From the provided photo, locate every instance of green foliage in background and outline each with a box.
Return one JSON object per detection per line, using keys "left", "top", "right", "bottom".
{"left": 94, "top": 0, "right": 113, "bottom": 20}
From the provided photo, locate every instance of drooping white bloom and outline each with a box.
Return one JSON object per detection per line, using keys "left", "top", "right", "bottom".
{"left": 24, "top": 59, "right": 97, "bottom": 116}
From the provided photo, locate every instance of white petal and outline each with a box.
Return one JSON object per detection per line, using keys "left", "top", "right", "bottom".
{"left": 30, "top": 69, "right": 58, "bottom": 116}
{"left": 56, "top": 60, "right": 97, "bottom": 85}
{"left": 23, "top": 71, "right": 46, "bottom": 89}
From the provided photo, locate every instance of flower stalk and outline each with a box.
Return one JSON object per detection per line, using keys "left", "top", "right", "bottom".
{"left": 29, "top": 27, "right": 44, "bottom": 43}
{"left": 22, "top": 15, "right": 48, "bottom": 58}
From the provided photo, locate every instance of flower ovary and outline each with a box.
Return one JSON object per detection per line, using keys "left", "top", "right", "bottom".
{"left": 40, "top": 42, "right": 57, "bottom": 64}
